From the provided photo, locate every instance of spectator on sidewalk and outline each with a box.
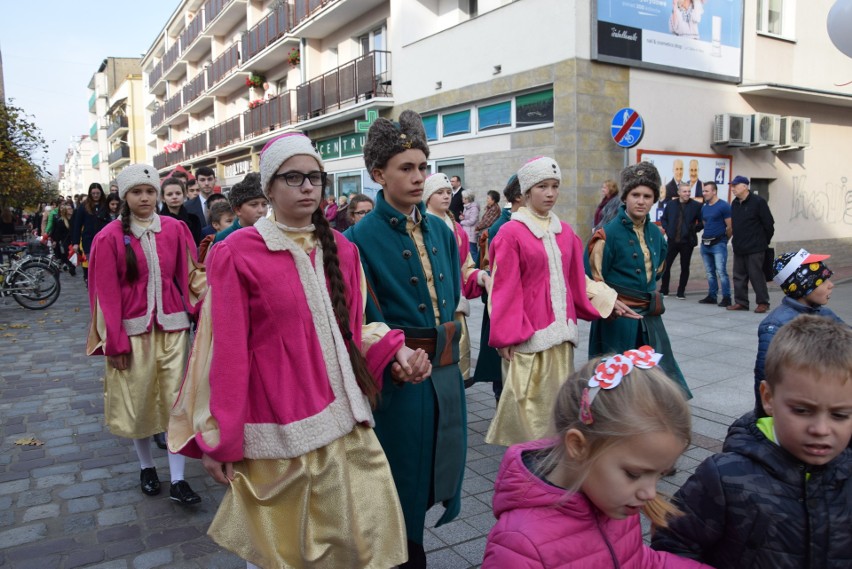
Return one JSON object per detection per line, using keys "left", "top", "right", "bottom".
{"left": 727, "top": 176, "right": 774, "bottom": 313}
{"left": 697, "top": 181, "right": 732, "bottom": 307}
{"left": 753, "top": 249, "right": 847, "bottom": 416}
{"left": 659, "top": 183, "right": 702, "bottom": 299}
{"left": 459, "top": 190, "right": 480, "bottom": 265}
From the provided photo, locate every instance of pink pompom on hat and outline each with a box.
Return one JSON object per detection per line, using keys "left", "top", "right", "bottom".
{"left": 259, "top": 133, "right": 324, "bottom": 195}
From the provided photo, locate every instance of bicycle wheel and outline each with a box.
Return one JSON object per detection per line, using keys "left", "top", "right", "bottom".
{"left": 9, "top": 262, "right": 61, "bottom": 310}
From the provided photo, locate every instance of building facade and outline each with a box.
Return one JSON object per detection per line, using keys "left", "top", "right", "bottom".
{"left": 58, "top": 136, "right": 100, "bottom": 197}
{"left": 140, "top": 0, "right": 852, "bottom": 253}
{"left": 88, "top": 57, "right": 143, "bottom": 184}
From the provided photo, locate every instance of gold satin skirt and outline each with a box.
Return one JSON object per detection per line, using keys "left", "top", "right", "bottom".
{"left": 457, "top": 313, "right": 471, "bottom": 381}
{"left": 485, "top": 343, "right": 574, "bottom": 447}
{"left": 103, "top": 327, "right": 188, "bottom": 439}
{"left": 209, "top": 425, "right": 408, "bottom": 569}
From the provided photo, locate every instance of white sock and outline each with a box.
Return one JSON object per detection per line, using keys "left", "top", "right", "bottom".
{"left": 168, "top": 443, "right": 186, "bottom": 483}
{"left": 247, "top": 563, "right": 261, "bottom": 569}
{"left": 133, "top": 438, "right": 155, "bottom": 469}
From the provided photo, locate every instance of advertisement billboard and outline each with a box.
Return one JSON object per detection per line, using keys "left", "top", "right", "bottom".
{"left": 593, "top": 0, "right": 744, "bottom": 82}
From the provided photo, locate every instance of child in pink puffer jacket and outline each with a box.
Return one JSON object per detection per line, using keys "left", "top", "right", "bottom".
{"left": 483, "top": 348, "right": 713, "bottom": 569}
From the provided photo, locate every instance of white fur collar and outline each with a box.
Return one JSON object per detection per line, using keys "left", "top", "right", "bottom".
{"left": 511, "top": 207, "right": 562, "bottom": 238}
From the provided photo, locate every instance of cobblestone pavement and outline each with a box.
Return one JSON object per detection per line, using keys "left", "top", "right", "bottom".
{"left": 2, "top": 270, "right": 851, "bottom": 568}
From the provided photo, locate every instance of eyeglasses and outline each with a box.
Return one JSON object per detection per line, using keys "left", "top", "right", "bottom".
{"left": 352, "top": 209, "right": 372, "bottom": 217}
{"left": 272, "top": 171, "right": 327, "bottom": 187}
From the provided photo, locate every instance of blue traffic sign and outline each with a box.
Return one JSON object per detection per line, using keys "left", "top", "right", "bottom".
{"left": 611, "top": 107, "right": 644, "bottom": 148}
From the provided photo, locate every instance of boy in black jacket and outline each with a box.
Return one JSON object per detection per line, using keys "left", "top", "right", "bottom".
{"left": 652, "top": 314, "right": 852, "bottom": 568}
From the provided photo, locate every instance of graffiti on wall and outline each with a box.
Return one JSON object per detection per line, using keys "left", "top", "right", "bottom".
{"left": 789, "top": 176, "right": 852, "bottom": 225}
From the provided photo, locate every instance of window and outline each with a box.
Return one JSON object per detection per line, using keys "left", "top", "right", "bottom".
{"left": 442, "top": 110, "right": 471, "bottom": 137}
{"left": 757, "top": 0, "right": 796, "bottom": 40}
{"left": 337, "top": 172, "right": 362, "bottom": 197}
{"left": 478, "top": 101, "right": 511, "bottom": 131}
{"left": 422, "top": 115, "right": 439, "bottom": 141}
{"left": 358, "top": 25, "right": 388, "bottom": 76}
{"left": 515, "top": 89, "right": 554, "bottom": 128}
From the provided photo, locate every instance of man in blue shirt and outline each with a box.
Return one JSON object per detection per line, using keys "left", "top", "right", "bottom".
{"left": 697, "top": 181, "right": 732, "bottom": 307}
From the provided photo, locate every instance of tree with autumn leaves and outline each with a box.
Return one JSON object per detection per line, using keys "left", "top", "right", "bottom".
{"left": 0, "top": 99, "right": 57, "bottom": 211}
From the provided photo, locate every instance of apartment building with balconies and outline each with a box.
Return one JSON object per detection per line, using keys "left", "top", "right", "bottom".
{"left": 141, "top": 0, "right": 852, "bottom": 253}
{"left": 87, "top": 57, "right": 142, "bottom": 184}
{"left": 58, "top": 135, "right": 100, "bottom": 197}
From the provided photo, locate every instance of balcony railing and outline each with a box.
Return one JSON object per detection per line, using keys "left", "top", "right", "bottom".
{"left": 244, "top": 93, "right": 293, "bottom": 139}
{"left": 183, "top": 69, "right": 208, "bottom": 105}
{"left": 203, "top": 0, "right": 231, "bottom": 27}
{"left": 184, "top": 132, "right": 209, "bottom": 159}
{"left": 180, "top": 16, "right": 204, "bottom": 50}
{"left": 208, "top": 43, "right": 241, "bottom": 87}
{"left": 242, "top": 3, "right": 291, "bottom": 61}
{"left": 88, "top": 92, "right": 96, "bottom": 111}
{"left": 108, "top": 145, "right": 131, "bottom": 163}
{"left": 106, "top": 116, "right": 128, "bottom": 139}
{"left": 162, "top": 41, "right": 182, "bottom": 74}
{"left": 148, "top": 62, "right": 163, "bottom": 89}
{"left": 92, "top": 153, "right": 100, "bottom": 168}
{"left": 209, "top": 115, "right": 242, "bottom": 150}
{"left": 296, "top": 50, "right": 391, "bottom": 120}
{"left": 165, "top": 92, "right": 184, "bottom": 118}
{"left": 90, "top": 122, "right": 98, "bottom": 140}
{"left": 153, "top": 146, "right": 186, "bottom": 171}
{"left": 151, "top": 106, "right": 166, "bottom": 130}
{"left": 294, "top": 0, "right": 326, "bottom": 24}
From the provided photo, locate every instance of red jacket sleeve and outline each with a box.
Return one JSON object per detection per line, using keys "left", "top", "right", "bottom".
{"left": 88, "top": 231, "right": 131, "bottom": 356}
{"left": 565, "top": 229, "right": 601, "bottom": 322}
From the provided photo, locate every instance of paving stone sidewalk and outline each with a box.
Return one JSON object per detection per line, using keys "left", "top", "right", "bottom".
{"left": 2, "top": 270, "right": 851, "bottom": 568}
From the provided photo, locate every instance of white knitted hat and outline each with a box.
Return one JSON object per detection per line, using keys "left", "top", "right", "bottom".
{"left": 423, "top": 173, "right": 452, "bottom": 206}
{"left": 259, "top": 133, "right": 324, "bottom": 195}
{"left": 517, "top": 156, "right": 561, "bottom": 193}
{"left": 116, "top": 164, "right": 160, "bottom": 200}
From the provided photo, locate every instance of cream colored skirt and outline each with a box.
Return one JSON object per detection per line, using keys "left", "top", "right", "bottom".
{"left": 209, "top": 424, "right": 408, "bottom": 569}
{"left": 103, "top": 327, "right": 188, "bottom": 439}
{"left": 485, "top": 342, "right": 574, "bottom": 447}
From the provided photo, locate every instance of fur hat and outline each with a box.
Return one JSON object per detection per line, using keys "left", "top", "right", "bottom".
{"left": 517, "top": 157, "right": 561, "bottom": 193}
{"left": 363, "top": 110, "right": 430, "bottom": 179}
{"left": 259, "top": 133, "right": 323, "bottom": 195}
{"left": 423, "top": 173, "right": 452, "bottom": 206}
{"left": 228, "top": 172, "right": 265, "bottom": 209}
{"left": 620, "top": 161, "right": 662, "bottom": 201}
{"left": 116, "top": 164, "right": 160, "bottom": 200}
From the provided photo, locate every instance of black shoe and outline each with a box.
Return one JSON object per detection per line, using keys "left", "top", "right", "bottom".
{"left": 660, "top": 291, "right": 669, "bottom": 297}
{"left": 141, "top": 467, "right": 161, "bottom": 496}
{"left": 663, "top": 467, "right": 678, "bottom": 477}
{"left": 676, "top": 294, "right": 686, "bottom": 300}
{"left": 463, "top": 378, "right": 476, "bottom": 389}
{"left": 169, "top": 480, "right": 201, "bottom": 505}
{"left": 153, "top": 432, "right": 167, "bottom": 450}
{"left": 698, "top": 295, "right": 717, "bottom": 304}
{"left": 717, "top": 296, "right": 732, "bottom": 307}
{"left": 69, "top": 266, "right": 77, "bottom": 277}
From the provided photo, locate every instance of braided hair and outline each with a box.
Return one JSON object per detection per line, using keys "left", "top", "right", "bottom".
{"left": 119, "top": 201, "right": 139, "bottom": 282}
{"left": 310, "top": 208, "right": 380, "bottom": 408}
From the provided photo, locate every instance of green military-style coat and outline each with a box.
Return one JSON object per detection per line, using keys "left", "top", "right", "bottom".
{"left": 344, "top": 190, "right": 466, "bottom": 544}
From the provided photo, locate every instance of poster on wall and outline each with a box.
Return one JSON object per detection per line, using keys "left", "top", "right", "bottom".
{"left": 593, "top": 0, "right": 744, "bottom": 82}
{"left": 637, "top": 149, "right": 733, "bottom": 222}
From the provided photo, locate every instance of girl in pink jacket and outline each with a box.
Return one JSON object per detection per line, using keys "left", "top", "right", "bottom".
{"left": 483, "top": 348, "right": 712, "bottom": 569}
{"left": 87, "top": 164, "right": 204, "bottom": 505}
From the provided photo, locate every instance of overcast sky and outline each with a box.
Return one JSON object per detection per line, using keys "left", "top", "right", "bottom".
{"left": 1, "top": 1, "right": 178, "bottom": 175}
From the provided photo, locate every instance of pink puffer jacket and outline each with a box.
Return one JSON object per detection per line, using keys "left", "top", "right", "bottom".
{"left": 482, "top": 439, "right": 713, "bottom": 569}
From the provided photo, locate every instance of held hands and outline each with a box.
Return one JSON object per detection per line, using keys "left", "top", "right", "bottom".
{"left": 108, "top": 354, "right": 130, "bottom": 370}
{"left": 202, "top": 453, "right": 235, "bottom": 485}
{"left": 391, "top": 346, "right": 432, "bottom": 384}
{"left": 481, "top": 273, "right": 493, "bottom": 297}
{"left": 612, "top": 299, "right": 642, "bottom": 320}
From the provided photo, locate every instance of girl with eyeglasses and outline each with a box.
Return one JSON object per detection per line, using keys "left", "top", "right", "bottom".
{"left": 169, "top": 133, "right": 430, "bottom": 569}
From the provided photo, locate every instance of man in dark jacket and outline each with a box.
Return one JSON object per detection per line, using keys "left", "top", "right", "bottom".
{"left": 659, "top": 183, "right": 702, "bottom": 299}
{"left": 652, "top": 315, "right": 852, "bottom": 569}
{"left": 449, "top": 175, "right": 465, "bottom": 220}
{"left": 727, "top": 175, "right": 774, "bottom": 313}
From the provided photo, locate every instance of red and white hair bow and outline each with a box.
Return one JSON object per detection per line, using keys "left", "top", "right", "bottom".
{"left": 580, "top": 345, "right": 663, "bottom": 425}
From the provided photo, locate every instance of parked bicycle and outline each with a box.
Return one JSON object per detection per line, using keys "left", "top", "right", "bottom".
{"left": 0, "top": 246, "right": 61, "bottom": 310}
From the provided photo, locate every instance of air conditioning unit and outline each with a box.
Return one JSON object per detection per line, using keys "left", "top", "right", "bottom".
{"left": 713, "top": 113, "right": 752, "bottom": 146}
{"left": 776, "top": 116, "right": 811, "bottom": 150}
{"left": 750, "top": 113, "right": 781, "bottom": 147}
